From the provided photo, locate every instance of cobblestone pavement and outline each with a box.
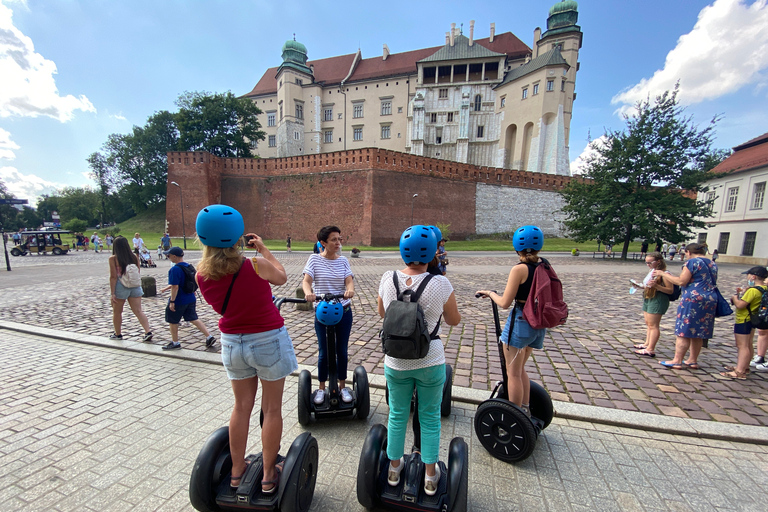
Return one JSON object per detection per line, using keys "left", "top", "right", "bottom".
{"left": 2, "top": 331, "right": 767, "bottom": 512}
{"left": 1, "top": 250, "right": 767, "bottom": 426}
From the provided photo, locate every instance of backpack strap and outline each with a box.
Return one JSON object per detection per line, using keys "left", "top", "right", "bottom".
{"left": 221, "top": 260, "right": 244, "bottom": 315}
{"left": 411, "top": 274, "right": 443, "bottom": 339}
{"left": 392, "top": 271, "right": 400, "bottom": 298}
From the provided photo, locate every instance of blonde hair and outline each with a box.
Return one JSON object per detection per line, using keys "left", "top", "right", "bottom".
{"left": 644, "top": 251, "right": 667, "bottom": 299}
{"left": 197, "top": 245, "right": 244, "bottom": 281}
{"left": 518, "top": 250, "right": 540, "bottom": 264}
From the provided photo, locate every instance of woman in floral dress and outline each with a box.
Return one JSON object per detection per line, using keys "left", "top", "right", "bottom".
{"left": 653, "top": 243, "right": 717, "bottom": 370}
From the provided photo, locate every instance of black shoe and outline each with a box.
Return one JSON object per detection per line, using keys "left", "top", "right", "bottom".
{"left": 109, "top": 333, "right": 123, "bottom": 340}
{"left": 205, "top": 336, "right": 216, "bottom": 347}
{"left": 143, "top": 332, "right": 153, "bottom": 342}
{"left": 162, "top": 342, "right": 181, "bottom": 350}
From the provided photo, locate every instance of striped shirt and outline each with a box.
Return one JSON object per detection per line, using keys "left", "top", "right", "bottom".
{"left": 302, "top": 254, "right": 354, "bottom": 307}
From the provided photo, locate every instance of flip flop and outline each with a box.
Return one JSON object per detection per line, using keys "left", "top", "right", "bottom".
{"left": 659, "top": 361, "right": 685, "bottom": 369}
{"left": 684, "top": 362, "right": 700, "bottom": 370}
{"left": 230, "top": 461, "right": 250, "bottom": 489}
{"left": 261, "top": 458, "right": 284, "bottom": 495}
{"left": 634, "top": 349, "right": 656, "bottom": 358}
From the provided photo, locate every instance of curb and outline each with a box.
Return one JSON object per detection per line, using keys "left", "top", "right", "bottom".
{"left": 2, "top": 320, "right": 767, "bottom": 446}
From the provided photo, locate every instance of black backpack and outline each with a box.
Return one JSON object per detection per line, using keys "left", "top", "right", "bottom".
{"left": 749, "top": 286, "right": 768, "bottom": 329}
{"left": 180, "top": 263, "right": 199, "bottom": 294}
{"left": 380, "top": 273, "right": 440, "bottom": 359}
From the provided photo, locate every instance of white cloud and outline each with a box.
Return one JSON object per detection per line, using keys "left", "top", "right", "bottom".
{"left": 612, "top": 0, "right": 768, "bottom": 114}
{"left": 0, "top": 126, "right": 19, "bottom": 159}
{"left": 570, "top": 136, "right": 608, "bottom": 175}
{"left": 0, "top": 165, "right": 65, "bottom": 205}
{"left": 110, "top": 113, "right": 127, "bottom": 121}
{"left": 0, "top": 1, "right": 96, "bottom": 121}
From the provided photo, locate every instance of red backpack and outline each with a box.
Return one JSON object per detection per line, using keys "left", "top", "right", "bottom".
{"left": 522, "top": 258, "right": 568, "bottom": 329}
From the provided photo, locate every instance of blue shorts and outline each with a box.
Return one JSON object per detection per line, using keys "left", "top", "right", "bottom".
{"left": 220, "top": 327, "right": 298, "bottom": 381}
{"left": 500, "top": 307, "right": 546, "bottom": 349}
{"left": 114, "top": 281, "right": 143, "bottom": 300}
{"left": 734, "top": 322, "right": 754, "bottom": 335}
{"left": 165, "top": 302, "right": 199, "bottom": 324}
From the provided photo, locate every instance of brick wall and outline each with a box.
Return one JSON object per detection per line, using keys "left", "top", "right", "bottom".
{"left": 166, "top": 148, "right": 576, "bottom": 245}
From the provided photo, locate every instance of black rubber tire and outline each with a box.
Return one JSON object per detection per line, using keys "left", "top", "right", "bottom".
{"left": 447, "top": 437, "right": 469, "bottom": 512}
{"left": 356, "top": 424, "right": 386, "bottom": 509}
{"left": 298, "top": 370, "right": 312, "bottom": 426}
{"left": 474, "top": 399, "right": 536, "bottom": 463}
{"left": 10, "top": 248, "right": 20, "bottom": 257}
{"left": 279, "top": 432, "right": 319, "bottom": 512}
{"left": 353, "top": 366, "right": 370, "bottom": 420}
{"left": 189, "top": 426, "right": 230, "bottom": 512}
{"left": 53, "top": 247, "right": 62, "bottom": 255}
{"left": 441, "top": 365, "right": 453, "bottom": 417}
{"left": 529, "top": 381, "right": 554, "bottom": 429}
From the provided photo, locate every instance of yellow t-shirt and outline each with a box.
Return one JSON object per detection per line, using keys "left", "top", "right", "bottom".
{"left": 736, "top": 285, "right": 767, "bottom": 324}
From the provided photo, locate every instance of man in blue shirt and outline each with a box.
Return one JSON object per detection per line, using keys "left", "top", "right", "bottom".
{"left": 161, "top": 247, "right": 215, "bottom": 350}
{"left": 160, "top": 233, "right": 171, "bottom": 259}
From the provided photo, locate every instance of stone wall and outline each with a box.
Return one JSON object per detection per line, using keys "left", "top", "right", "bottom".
{"left": 475, "top": 183, "right": 567, "bottom": 237}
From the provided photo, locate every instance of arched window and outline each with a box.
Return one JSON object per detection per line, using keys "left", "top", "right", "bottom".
{"left": 474, "top": 95, "right": 482, "bottom": 112}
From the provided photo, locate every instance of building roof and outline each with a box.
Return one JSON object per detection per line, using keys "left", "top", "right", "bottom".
{"left": 418, "top": 34, "right": 507, "bottom": 62}
{"left": 711, "top": 131, "right": 768, "bottom": 175}
{"left": 496, "top": 47, "right": 569, "bottom": 87}
{"left": 243, "top": 32, "right": 531, "bottom": 97}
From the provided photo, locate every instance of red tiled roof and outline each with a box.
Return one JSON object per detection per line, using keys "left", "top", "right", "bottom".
{"left": 711, "top": 131, "right": 768, "bottom": 175}
{"left": 243, "top": 32, "right": 531, "bottom": 97}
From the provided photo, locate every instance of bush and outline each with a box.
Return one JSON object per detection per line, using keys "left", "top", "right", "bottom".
{"left": 63, "top": 218, "right": 87, "bottom": 233}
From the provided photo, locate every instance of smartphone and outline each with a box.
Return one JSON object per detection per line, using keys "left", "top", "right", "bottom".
{"left": 629, "top": 279, "right": 645, "bottom": 289}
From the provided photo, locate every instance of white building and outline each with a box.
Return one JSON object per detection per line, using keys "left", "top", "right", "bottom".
{"left": 695, "top": 131, "right": 768, "bottom": 265}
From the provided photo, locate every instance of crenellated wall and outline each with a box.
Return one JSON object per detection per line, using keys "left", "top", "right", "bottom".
{"left": 166, "top": 148, "right": 576, "bottom": 245}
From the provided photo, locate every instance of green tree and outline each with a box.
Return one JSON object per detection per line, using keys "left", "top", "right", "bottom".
{"left": 57, "top": 187, "right": 101, "bottom": 226}
{"left": 560, "top": 86, "right": 721, "bottom": 259}
{"left": 36, "top": 194, "right": 61, "bottom": 225}
{"left": 63, "top": 218, "right": 88, "bottom": 233}
{"left": 175, "top": 91, "right": 265, "bottom": 157}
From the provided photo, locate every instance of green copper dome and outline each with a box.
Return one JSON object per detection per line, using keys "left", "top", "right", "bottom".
{"left": 547, "top": 1, "right": 578, "bottom": 30}
{"left": 277, "top": 37, "right": 312, "bottom": 76}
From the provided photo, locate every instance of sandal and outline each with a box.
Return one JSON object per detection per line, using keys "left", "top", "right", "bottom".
{"left": 660, "top": 361, "right": 685, "bottom": 370}
{"left": 684, "top": 362, "right": 700, "bottom": 370}
{"left": 632, "top": 344, "right": 647, "bottom": 350}
{"left": 634, "top": 349, "right": 656, "bottom": 358}
{"left": 719, "top": 370, "right": 747, "bottom": 380}
{"left": 261, "top": 458, "right": 284, "bottom": 495}
{"left": 230, "top": 461, "right": 250, "bottom": 489}
{"left": 722, "top": 365, "right": 749, "bottom": 374}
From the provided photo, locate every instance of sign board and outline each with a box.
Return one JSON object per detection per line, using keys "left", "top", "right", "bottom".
{"left": 51, "top": 211, "right": 60, "bottom": 220}
{"left": 0, "top": 198, "right": 28, "bottom": 205}
{"left": 43, "top": 222, "right": 55, "bottom": 227}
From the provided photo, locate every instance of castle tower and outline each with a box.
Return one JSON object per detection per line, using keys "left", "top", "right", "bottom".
{"left": 275, "top": 38, "right": 313, "bottom": 157}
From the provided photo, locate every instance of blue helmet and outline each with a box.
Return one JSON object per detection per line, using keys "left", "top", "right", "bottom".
{"left": 196, "top": 204, "right": 245, "bottom": 248}
{"left": 400, "top": 225, "right": 437, "bottom": 264}
{"left": 429, "top": 225, "right": 442, "bottom": 243}
{"left": 513, "top": 225, "right": 543, "bottom": 253}
{"left": 315, "top": 301, "right": 343, "bottom": 326}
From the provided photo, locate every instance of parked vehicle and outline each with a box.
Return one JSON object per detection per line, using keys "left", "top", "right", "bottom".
{"left": 10, "top": 230, "right": 71, "bottom": 256}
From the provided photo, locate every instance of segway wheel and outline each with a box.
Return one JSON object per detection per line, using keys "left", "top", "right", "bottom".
{"left": 447, "top": 437, "right": 469, "bottom": 512}
{"left": 441, "top": 365, "right": 453, "bottom": 417}
{"left": 353, "top": 366, "right": 370, "bottom": 420}
{"left": 357, "top": 424, "right": 387, "bottom": 509}
{"left": 298, "top": 370, "right": 312, "bottom": 426}
{"left": 189, "top": 426, "right": 231, "bottom": 512}
{"left": 474, "top": 399, "right": 536, "bottom": 463}
{"left": 279, "top": 432, "right": 319, "bottom": 512}
{"left": 529, "top": 381, "right": 554, "bottom": 429}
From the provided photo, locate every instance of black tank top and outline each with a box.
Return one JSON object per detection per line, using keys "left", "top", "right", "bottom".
{"left": 515, "top": 262, "right": 537, "bottom": 303}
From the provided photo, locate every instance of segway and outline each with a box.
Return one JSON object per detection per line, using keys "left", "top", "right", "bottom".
{"left": 189, "top": 294, "right": 319, "bottom": 512}
{"left": 297, "top": 293, "right": 370, "bottom": 425}
{"left": 473, "top": 294, "right": 554, "bottom": 463}
{"left": 357, "top": 391, "right": 468, "bottom": 511}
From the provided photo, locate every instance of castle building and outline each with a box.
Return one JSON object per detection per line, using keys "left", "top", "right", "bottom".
{"left": 243, "top": 1, "right": 582, "bottom": 175}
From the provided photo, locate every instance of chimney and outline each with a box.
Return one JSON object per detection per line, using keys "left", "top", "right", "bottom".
{"left": 490, "top": 23, "right": 496, "bottom": 43}
{"left": 469, "top": 20, "right": 475, "bottom": 46}
{"left": 446, "top": 32, "right": 450, "bottom": 45}
{"left": 383, "top": 43, "right": 390, "bottom": 61}
{"left": 533, "top": 27, "right": 541, "bottom": 58}
{"left": 450, "top": 23, "right": 456, "bottom": 46}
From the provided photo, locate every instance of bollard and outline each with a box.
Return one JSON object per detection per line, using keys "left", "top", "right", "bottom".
{"left": 295, "top": 287, "right": 313, "bottom": 311}
{"left": 141, "top": 276, "right": 157, "bottom": 297}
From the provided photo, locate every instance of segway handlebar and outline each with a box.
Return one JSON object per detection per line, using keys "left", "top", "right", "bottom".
{"left": 315, "top": 293, "right": 346, "bottom": 302}
{"left": 474, "top": 291, "right": 501, "bottom": 339}
{"left": 273, "top": 296, "right": 308, "bottom": 311}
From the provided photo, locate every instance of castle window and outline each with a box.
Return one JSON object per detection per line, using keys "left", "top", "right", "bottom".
{"left": 430, "top": 113, "right": 437, "bottom": 123}
{"left": 752, "top": 182, "right": 765, "bottom": 210}
{"left": 447, "top": 112, "right": 454, "bottom": 122}
{"left": 436, "top": 127, "right": 443, "bottom": 145}
{"left": 522, "top": 88, "right": 528, "bottom": 99}
{"left": 500, "top": 97, "right": 506, "bottom": 108}
{"left": 533, "top": 84, "right": 539, "bottom": 95}
{"left": 267, "top": 112, "right": 276, "bottom": 127}
{"left": 381, "top": 125, "right": 391, "bottom": 139}
{"left": 547, "top": 80, "right": 554, "bottom": 92}
{"left": 324, "top": 108, "right": 333, "bottom": 121}
{"left": 268, "top": 135, "right": 276, "bottom": 147}
{"left": 353, "top": 127, "right": 363, "bottom": 141}
{"left": 398, "top": 107, "right": 403, "bottom": 113}
{"left": 353, "top": 103, "right": 364, "bottom": 118}
{"left": 295, "top": 103, "right": 303, "bottom": 120}
{"left": 279, "top": 103, "right": 283, "bottom": 119}
{"left": 381, "top": 101, "right": 392, "bottom": 116}
{"left": 295, "top": 78, "right": 303, "bottom": 85}
{"left": 439, "top": 88, "right": 448, "bottom": 99}
{"left": 474, "top": 95, "right": 481, "bottom": 111}
{"left": 726, "top": 187, "right": 739, "bottom": 212}
{"left": 477, "top": 126, "right": 484, "bottom": 138}
{"left": 324, "top": 130, "right": 333, "bottom": 143}
{"left": 294, "top": 131, "right": 300, "bottom": 140}
{"left": 561, "top": 79, "right": 566, "bottom": 91}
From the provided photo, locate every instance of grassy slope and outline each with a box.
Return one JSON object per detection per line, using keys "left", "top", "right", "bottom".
{"left": 114, "top": 203, "right": 642, "bottom": 253}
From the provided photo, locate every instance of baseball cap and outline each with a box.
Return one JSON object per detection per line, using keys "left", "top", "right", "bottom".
{"left": 741, "top": 266, "right": 768, "bottom": 279}
{"left": 164, "top": 247, "right": 184, "bottom": 257}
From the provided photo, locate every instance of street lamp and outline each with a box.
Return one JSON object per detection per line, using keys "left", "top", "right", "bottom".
{"left": 170, "top": 181, "right": 187, "bottom": 249}
{"left": 410, "top": 193, "right": 419, "bottom": 225}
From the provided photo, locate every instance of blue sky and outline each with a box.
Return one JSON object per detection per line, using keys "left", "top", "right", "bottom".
{"left": 2, "top": 0, "right": 768, "bottom": 204}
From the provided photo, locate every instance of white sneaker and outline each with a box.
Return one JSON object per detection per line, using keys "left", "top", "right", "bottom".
{"left": 424, "top": 465, "right": 441, "bottom": 496}
{"left": 313, "top": 389, "right": 325, "bottom": 405}
{"left": 755, "top": 362, "right": 768, "bottom": 371}
{"left": 750, "top": 355, "right": 765, "bottom": 367}
{"left": 387, "top": 458, "right": 404, "bottom": 486}
{"left": 340, "top": 387, "right": 353, "bottom": 403}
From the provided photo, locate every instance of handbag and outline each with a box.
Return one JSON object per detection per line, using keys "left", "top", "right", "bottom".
{"left": 701, "top": 261, "right": 732, "bottom": 317}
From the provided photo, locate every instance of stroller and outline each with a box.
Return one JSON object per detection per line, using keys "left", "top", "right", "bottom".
{"left": 139, "top": 247, "right": 157, "bottom": 268}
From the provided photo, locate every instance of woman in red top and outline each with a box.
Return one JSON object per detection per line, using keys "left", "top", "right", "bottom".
{"left": 195, "top": 205, "right": 298, "bottom": 495}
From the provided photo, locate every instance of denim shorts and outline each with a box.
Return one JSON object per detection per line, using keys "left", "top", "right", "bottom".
{"left": 220, "top": 327, "right": 298, "bottom": 381}
{"left": 499, "top": 307, "right": 546, "bottom": 349}
{"left": 114, "top": 281, "right": 143, "bottom": 300}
